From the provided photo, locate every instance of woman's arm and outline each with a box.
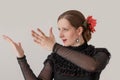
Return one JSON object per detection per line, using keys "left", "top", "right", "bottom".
{"left": 53, "top": 43, "right": 110, "bottom": 72}
{"left": 3, "top": 35, "right": 53, "bottom": 80}
{"left": 17, "top": 56, "right": 53, "bottom": 80}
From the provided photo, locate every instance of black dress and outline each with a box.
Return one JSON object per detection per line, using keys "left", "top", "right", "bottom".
{"left": 17, "top": 42, "right": 111, "bottom": 80}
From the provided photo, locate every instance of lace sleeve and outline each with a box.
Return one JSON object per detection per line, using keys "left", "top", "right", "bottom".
{"left": 17, "top": 55, "right": 53, "bottom": 80}
{"left": 38, "top": 54, "right": 54, "bottom": 80}
{"left": 53, "top": 43, "right": 110, "bottom": 72}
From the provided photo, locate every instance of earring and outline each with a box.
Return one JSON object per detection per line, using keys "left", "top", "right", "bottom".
{"left": 76, "top": 38, "right": 79, "bottom": 43}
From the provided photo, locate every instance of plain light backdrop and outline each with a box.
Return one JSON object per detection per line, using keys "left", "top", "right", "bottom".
{"left": 0, "top": 0, "right": 119, "bottom": 80}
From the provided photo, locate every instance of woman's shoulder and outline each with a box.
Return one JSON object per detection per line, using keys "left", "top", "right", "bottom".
{"left": 95, "top": 47, "right": 111, "bottom": 58}
{"left": 95, "top": 47, "right": 109, "bottom": 52}
{"left": 88, "top": 44, "right": 111, "bottom": 58}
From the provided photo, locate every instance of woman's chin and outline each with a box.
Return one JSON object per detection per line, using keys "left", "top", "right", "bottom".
{"left": 63, "top": 43, "right": 70, "bottom": 47}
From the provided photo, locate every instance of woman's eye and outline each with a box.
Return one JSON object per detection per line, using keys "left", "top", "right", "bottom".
{"left": 58, "top": 28, "right": 69, "bottom": 31}
{"left": 58, "top": 28, "right": 60, "bottom": 31}
{"left": 63, "top": 28, "right": 69, "bottom": 31}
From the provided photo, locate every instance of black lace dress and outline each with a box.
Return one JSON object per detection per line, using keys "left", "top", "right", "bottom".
{"left": 17, "top": 42, "right": 111, "bottom": 80}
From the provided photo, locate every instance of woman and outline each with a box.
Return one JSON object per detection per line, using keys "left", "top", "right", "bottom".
{"left": 3, "top": 10, "right": 111, "bottom": 80}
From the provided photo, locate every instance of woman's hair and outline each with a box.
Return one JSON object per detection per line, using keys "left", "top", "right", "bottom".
{"left": 57, "top": 10, "right": 92, "bottom": 42}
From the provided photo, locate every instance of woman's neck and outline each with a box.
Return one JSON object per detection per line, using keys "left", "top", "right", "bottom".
{"left": 72, "top": 36, "right": 85, "bottom": 47}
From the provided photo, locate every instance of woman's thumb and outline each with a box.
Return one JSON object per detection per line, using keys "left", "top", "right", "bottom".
{"left": 49, "top": 27, "right": 54, "bottom": 38}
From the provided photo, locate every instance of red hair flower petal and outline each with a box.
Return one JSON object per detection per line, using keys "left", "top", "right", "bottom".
{"left": 87, "top": 16, "right": 97, "bottom": 33}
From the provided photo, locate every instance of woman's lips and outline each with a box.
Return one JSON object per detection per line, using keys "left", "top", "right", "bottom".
{"left": 62, "top": 39, "right": 67, "bottom": 43}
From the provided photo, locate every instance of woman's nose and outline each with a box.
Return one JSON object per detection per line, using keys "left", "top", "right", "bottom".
{"left": 59, "top": 31, "right": 64, "bottom": 38}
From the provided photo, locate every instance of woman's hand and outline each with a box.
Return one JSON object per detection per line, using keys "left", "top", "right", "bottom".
{"left": 3, "top": 35, "right": 24, "bottom": 58}
{"left": 31, "top": 27, "right": 55, "bottom": 51}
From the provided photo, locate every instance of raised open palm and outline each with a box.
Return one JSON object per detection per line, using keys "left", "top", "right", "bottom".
{"left": 31, "top": 27, "right": 55, "bottom": 51}
{"left": 3, "top": 35, "right": 24, "bottom": 58}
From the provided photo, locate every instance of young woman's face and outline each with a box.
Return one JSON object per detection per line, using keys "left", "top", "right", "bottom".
{"left": 57, "top": 18, "right": 81, "bottom": 46}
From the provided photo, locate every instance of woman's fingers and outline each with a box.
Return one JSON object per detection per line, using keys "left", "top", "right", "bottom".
{"left": 3, "top": 35, "right": 19, "bottom": 48}
{"left": 37, "top": 28, "right": 45, "bottom": 36}
{"left": 33, "top": 39, "right": 41, "bottom": 44}
{"left": 32, "top": 30, "right": 45, "bottom": 38}
{"left": 31, "top": 29, "right": 47, "bottom": 44}
{"left": 3, "top": 35, "right": 15, "bottom": 44}
{"left": 31, "top": 28, "right": 45, "bottom": 37}
{"left": 31, "top": 30, "right": 39, "bottom": 36}
{"left": 2, "top": 35, "right": 25, "bottom": 57}
{"left": 18, "top": 42, "right": 23, "bottom": 49}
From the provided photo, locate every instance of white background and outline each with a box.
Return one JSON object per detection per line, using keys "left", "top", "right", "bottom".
{"left": 0, "top": 0, "right": 119, "bottom": 80}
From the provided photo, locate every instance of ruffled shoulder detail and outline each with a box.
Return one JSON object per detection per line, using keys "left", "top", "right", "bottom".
{"left": 44, "top": 53, "right": 54, "bottom": 66}
{"left": 95, "top": 48, "right": 111, "bottom": 59}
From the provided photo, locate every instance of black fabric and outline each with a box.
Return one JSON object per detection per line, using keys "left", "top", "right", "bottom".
{"left": 17, "top": 42, "right": 111, "bottom": 80}
{"left": 17, "top": 56, "right": 40, "bottom": 80}
{"left": 52, "top": 43, "right": 93, "bottom": 77}
{"left": 17, "top": 56, "right": 53, "bottom": 80}
{"left": 52, "top": 43, "right": 110, "bottom": 80}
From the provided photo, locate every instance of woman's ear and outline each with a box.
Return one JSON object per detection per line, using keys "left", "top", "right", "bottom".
{"left": 77, "top": 26, "right": 83, "bottom": 36}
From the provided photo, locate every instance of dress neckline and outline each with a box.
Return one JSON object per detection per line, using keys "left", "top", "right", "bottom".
{"left": 66, "top": 42, "right": 88, "bottom": 52}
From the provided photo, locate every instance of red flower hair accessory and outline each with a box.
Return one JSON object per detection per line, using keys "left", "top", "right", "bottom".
{"left": 87, "top": 16, "right": 97, "bottom": 33}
